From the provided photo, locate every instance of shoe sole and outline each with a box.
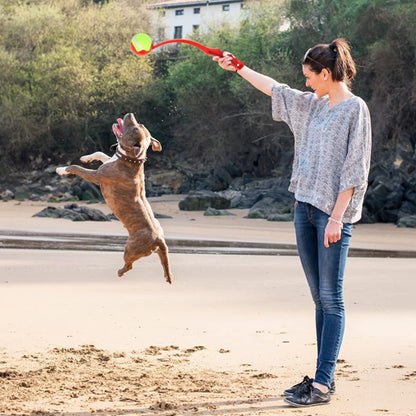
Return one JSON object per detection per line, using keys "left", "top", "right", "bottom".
{"left": 283, "top": 390, "right": 335, "bottom": 397}
{"left": 284, "top": 397, "right": 330, "bottom": 407}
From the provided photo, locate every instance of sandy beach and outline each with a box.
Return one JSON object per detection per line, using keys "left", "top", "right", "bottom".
{"left": 1, "top": 196, "right": 415, "bottom": 415}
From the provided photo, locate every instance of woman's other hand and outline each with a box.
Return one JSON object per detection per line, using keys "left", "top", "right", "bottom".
{"left": 324, "top": 221, "right": 343, "bottom": 248}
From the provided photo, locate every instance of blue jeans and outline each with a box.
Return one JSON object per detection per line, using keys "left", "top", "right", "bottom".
{"left": 294, "top": 201, "right": 352, "bottom": 388}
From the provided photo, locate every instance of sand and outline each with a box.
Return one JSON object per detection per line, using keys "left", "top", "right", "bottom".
{"left": 0, "top": 196, "right": 416, "bottom": 415}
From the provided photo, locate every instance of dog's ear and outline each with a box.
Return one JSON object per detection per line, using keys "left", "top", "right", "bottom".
{"left": 150, "top": 137, "right": 162, "bottom": 152}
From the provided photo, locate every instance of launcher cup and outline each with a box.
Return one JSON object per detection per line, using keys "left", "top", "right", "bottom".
{"left": 130, "top": 33, "right": 153, "bottom": 55}
{"left": 130, "top": 33, "right": 245, "bottom": 70}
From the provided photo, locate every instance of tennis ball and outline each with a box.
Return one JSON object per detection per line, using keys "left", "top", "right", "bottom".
{"left": 131, "top": 33, "right": 152, "bottom": 54}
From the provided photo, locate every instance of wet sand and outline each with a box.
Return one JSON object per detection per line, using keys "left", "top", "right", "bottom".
{"left": 0, "top": 197, "right": 415, "bottom": 415}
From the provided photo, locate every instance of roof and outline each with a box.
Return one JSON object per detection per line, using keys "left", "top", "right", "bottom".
{"left": 147, "top": 0, "right": 244, "bottom": 9}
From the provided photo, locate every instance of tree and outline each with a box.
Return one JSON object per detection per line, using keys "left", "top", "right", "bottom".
{"left": 0, "top": 0, "right": 154, "bottom": 168}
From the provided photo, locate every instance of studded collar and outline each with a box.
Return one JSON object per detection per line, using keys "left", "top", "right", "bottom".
{"left": 115, "top": 146, "right": 146, "bottom": 165}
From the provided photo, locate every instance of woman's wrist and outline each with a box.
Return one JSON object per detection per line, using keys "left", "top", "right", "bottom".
{"left": 328, "top": 216, "right": 343, "bottom": 228}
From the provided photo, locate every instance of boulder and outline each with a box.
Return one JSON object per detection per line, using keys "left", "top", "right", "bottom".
{"left": 247, "top": 195, "right": 293, "bottom": 220}
{"left": 397, "top": 215, "right": 416, "bottom": 228}
{"left": 0, "top": 189, "right": 14, "bottom": 201}
{"left": 267, "top": 213, "right": 293, "bottom": 222}
{"left": 154, "top": 213, "right": 173, "bottom": 219}
{"left": 204, "top": 207, "right": 235, "bottom": 216}
{"left": 79, "top": 182, "right": 103, "bottom": 201}
{"left": 33, "top": 204, "right": 110, "bottom": 221}
{"left": 229, "top": 191, "right": 263, "bottom": 209}
{"left": 179, "top": 191, "right": 231, "bottom": 211}
{"left": 146, "top": 169, "right": 187, "bottom": 195}
{"left": 14, "top": 186, "right": 31, "bottom": 201}
{"left": 404, "top": 189, "right": 416, "bottom": 206}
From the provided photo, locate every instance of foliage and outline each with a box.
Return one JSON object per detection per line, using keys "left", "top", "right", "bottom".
{"left": 161, "top": 0, "right": 292, "bottom": 175}
{"left": 0, "top": 0, "right": 415, "bottom": 180}
{"left": 285, "top": 0, "right": 416, "bottom": 160}
{"left": 0, "top": 0, "right": 154, "bottom": 167}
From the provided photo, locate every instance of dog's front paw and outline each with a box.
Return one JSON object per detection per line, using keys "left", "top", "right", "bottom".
{"left": 56, "top": 167, "right": 69, "bottom": 176}
{"left": 80, "top": 155, "right": 92, "bottom": 163}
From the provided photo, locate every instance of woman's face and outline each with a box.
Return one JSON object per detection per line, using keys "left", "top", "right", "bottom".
{"left": 302, "top": 64, "right": 329, "bottom": 98}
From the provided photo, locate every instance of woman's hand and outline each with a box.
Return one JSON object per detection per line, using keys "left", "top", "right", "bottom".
{"left": 213, "top": 52, "right": 237, "bottom": 71}
{"left": 324, "top": 220, "right": 343, "bottom": 248}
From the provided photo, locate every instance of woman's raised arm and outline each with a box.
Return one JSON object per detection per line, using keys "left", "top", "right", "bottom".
{"left": 214, "top": 54, "right": 277, "bottom": 96}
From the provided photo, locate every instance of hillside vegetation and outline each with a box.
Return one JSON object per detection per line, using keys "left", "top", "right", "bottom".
{"left": 1, "top": 0, "right": 415, "bottom": 221}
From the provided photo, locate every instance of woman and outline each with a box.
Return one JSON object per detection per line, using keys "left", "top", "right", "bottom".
{"left": 214, "top": 39, "right": 371, "bottom": 407}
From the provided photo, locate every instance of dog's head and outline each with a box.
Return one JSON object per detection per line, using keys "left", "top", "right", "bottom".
{"left": 112, "top": 113, "right": 161, "bottom": 159}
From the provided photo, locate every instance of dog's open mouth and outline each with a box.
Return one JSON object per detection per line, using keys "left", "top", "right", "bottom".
{"left": 112, "top": 118, "right": 123, "bottom": 140}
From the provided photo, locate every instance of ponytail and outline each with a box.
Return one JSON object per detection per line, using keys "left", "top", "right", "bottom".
{"left": 303, "top": 38, "right": 356, "bottom": 87}
{"left": 329, "top": 39, "right": 356, "bottom": 84}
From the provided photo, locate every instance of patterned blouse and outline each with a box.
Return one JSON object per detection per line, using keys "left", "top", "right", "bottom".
{"left": 271, "top": 83, "right": 372, "bottom": 223}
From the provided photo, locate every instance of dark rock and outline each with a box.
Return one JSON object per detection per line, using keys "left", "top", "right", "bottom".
{"left": 178, "top": 171, "right": 213, "bottom": 193}
{"left": 33, "top": 206, "right": 86, "bottom": 221}
{"left": 247, "top": 196, "right": 293, "bottom": 220}
{"left": 247, "top": 197, "right": 276, "bottom": 219}
{"left": 397, "top": 215, "right": 416, "bottom": 228}
{"left": 378, "top": 209, "right": 399, "bottom": 223}
{"left": 14, "top": 186, "right": 31, "bottom": 201}
{"left": 404, "top": 190, "right": 416, "bottom": 206}
{"left": 384, "top": 187, "right": 405, "bottom": 211}
{"left": 359, "top": 205, "right": 377, "bottom": 224}
{"left": 364, "top": 175, "right": 406, "bottom": 222}
{"left": 0, "top": 189, "right": 14, "bottom": 201}
{"left": 146, "top": 169, "right": 187, "bottom": 196}
{"left": 107, "top": 213, "right": 119, "bottom": 220}
{"left": 33, "top": 204, "right": 110, "bottom": 221}
{"left": 204, "top": 207, "right": 235, "bottom": 216}
{"left": 230, "top": 191, "right": 263, "bottom": 209}
{"left": 267, "top": 213, "right": 293, "bottom": 222}
{"left": 212, "top": 167, "right": 233, "bottom": 191}
{"left": 72, "top": 185, "right": 83, "bottom": 200}
{"left": 179, "top": 191, "right": 231, "bottom": 211}
{"left": 80, "top": 182, "right": 103, "bottom": 201}
{"left": 398, "top": 200, "right": 416, "bottom": 218}
{"left": 154, "top": 213, "right": 173, "bottom": 219}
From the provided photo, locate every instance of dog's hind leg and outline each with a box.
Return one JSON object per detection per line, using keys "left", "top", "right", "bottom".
{"left": 80, "top": 152, "right": 111, "bottom": 164}
{"left": 118, "top": 261, "right": 133, "bottom": 277}
{"left": 118, "top": 241, "right": 146, "bottom": 277}
{"left": 118, "top": 251, "right": 134, "bottom": 277}
{"left": 156, "top": 240, "right": 173, "bottom": 284}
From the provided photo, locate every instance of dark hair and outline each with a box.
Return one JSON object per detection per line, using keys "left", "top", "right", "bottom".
{"left": 302, "top": 38, "right": 356, "bottom": 86}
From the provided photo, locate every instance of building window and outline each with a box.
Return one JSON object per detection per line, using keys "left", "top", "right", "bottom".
{"left": 175, "top": 9, "right": 184, "bottom": 15}
{"left": 223, "top": 4, "right": 230, "bottom": 11}
{"left": 193, "top": 25, "right": 199, "bottom": 32}
{"left": 193, "top": 7, "right": 200, "bottom": 14}
{"left": 174, "top": 26, "right": 183, "bottom": 39}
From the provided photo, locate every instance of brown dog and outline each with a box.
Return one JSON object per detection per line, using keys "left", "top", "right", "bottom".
{"left": 56, "top": 113, "right": 173, "bottom": 283}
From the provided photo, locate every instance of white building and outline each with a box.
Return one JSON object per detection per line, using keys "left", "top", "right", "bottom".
{"left": 147, "top": 0, "right": 246, "bottom": 41}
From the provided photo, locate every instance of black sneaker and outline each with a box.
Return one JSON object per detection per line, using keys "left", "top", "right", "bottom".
{"left": 284, "top": 383, "right": 330, "bottom": 407}
{"left": 329, "top": 380, "right": 336, "bottom": 394}
{"left": 284, "top": 377, "right": 336, "bottom": 396}
{"left": 283, "top": 375, "right": 312, "bottom": 396}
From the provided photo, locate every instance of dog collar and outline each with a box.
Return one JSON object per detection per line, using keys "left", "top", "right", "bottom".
{"left": 115, "top": 147, "right": 146, "bottom": 165}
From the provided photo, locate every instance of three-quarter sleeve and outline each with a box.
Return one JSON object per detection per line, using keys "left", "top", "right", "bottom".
{"left": 339, "top": 101, "right": 372, "bottom": 193}
{"left": 338, "top": 100, "right": 372, "bottom": 220}
{"left": 271, "top": 83, "right": 316, "bottom": 134}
